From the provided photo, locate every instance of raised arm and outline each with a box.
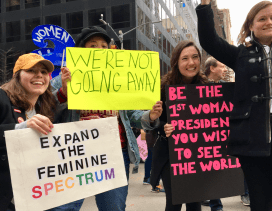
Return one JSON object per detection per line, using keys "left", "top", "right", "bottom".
{"left": 196, "top": 2, "right": 239, "bottom": 70}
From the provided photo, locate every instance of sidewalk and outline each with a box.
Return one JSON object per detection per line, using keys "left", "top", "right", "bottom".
{"left": 80, "top": 163, "right": 250, "bottom": 211}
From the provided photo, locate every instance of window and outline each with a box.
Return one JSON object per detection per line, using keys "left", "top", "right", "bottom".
{"left": 7, "top": 51, "right": 21, "bottom": 78}
{"left": 138, "top": 40, "right": 144, "bottom": 51}
{"left": 6, "top": 0, "right": 20, "bottom": 12}
{"left": 45, "top": 0, "right": 60, "bottom": 5}
{"left": 163, "top": 36, "right": 166, "bottom": 54}
{"left": 144, "top": 0, "right": 151, "bottom": 9}
{"left": 6, "top": 21, "right": 20, "bottom": 42}
{"left": 160, "top": 59, "right": 163, "bottom": 76}
{"left": 145, "top": 15, "right": 151, "bottom": 39}
{"left": 137, "top": 7, "right": 144, "bottom": 34}
{"left": 163, "top": 62, "right": 167, "bottom": 75}
{"left": 167, "top": 40, "right": 171, "bottom": 57}
{"left": 111, "top": 4, "right": 130, "bottom": 28}
{"left": 45, "top": 15, "right": 61, "bottom": 26}
{"left": 158, "top": 32, "right": 162, "bottom": 50}
{"left": 0, "top": 50, "right": 21, "bottom": 85}
{"left": 66, "top": 12, "right": 83, "bottom": 35}
{"left": 25, "top": 0, "right": 40, "bottom": 9}
{"left": 88, "top": 8, "right": 106, "bottom": 29}
{"left": 0, "top": 24, "right": 2, "bottom": 43}
{"left": 25, "top": 18, "right": 40, "bottom": 40}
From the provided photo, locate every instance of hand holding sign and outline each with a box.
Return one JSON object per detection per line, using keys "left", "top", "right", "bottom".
{"left": 60, "top": 67, "right": 71, "bottom": 96}
{"left": 5, "top": 118, "right": 127, "bottom": 211}
{"left": 27, "top": 114, "right": 54, "bottom": 135}
{"left": 149, "top": 101, "right": 163, "bottom": 121}
{"left": 164, "top": 123, "right": 174, "bottom": 137}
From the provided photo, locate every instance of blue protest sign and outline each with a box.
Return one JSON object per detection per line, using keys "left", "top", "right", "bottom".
{"left": 31, "top": 25, "right": 75, "bottom": 78}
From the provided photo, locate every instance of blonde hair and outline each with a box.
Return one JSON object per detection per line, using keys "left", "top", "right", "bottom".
{"left": 238, "top": 1, "right": 272, "bottom": 46}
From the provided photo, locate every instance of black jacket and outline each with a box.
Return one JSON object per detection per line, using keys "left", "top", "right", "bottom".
{"left": 196, "top": 3, "right": 271, "bottom": 157}
{"left": 0, "top": 89, "right": 26, "bottom": 211}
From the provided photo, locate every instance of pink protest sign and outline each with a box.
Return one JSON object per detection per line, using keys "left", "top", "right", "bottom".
{"left": 166, "top": 83, "right": 244, "bottom": 205}
{"left": 137, "top": 135, "right": 148, "bottom": 161}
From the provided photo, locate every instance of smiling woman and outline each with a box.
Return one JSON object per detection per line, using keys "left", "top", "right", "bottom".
{"left": 2, "top": 53, "right": 55, "bottom": 122}
{"left": 197, "top": 1, "right": 272, "bottom": 210}
{"left": 177, "top": 46, "right": 201, "bottom": 83}
{"left": 20, "top": 63, "right": 50, "bottom": 104}
{"left": 150, "top": 40, "right": 207, "bottom": 211}
{"left": 0, "top": 53, "right": 71, "bottom": 211}
{"left": 249, "top": 5, "right": 272, "bottom": 45}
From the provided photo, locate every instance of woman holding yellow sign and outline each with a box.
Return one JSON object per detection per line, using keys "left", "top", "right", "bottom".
{"left": 50, "top": 26, "right": 163, "bottom": 211}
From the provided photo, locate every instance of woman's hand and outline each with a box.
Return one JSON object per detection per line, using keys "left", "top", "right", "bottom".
{"left": 149, "top": 101, "right": 163, "bottom": 121}
{"left": 164, "top": 123, "right": 174, "bottom": 137}
{"left": 201, "top": 0, "right": 211, "bottom": 5}
{"left": 61, "top": 67, "right": 71, "bottom": 96}
{"left": 27, "top": 114, "right": 54, "bottom": 135}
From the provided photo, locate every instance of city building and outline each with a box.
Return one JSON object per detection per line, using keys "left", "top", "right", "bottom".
{"left": 0, "top": 0, "right": 200, "bottom": 84}
{"left": 201, "top": 0, "right": 234, "bottom": 82}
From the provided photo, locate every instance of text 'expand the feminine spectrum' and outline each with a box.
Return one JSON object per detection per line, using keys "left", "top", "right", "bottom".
{"left": 66, "top": 48, "right": 161, "bottom": 110}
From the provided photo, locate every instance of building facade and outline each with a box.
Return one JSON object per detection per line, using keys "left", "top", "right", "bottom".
{"left": 0, "top": 0, "right": 201, "bottom": 84}
{"left": 136, "top": 0, "right": 200, "bottom": 76}
{"left": 201, "top": 0, "right": 234, "bottom": 82}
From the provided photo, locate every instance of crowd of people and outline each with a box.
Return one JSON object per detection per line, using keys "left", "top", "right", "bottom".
{"left": 0, "top": 0, "right": 272, "bottom": 211}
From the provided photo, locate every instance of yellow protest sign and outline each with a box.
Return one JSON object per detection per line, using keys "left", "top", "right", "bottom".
{"left": 66, "top": 47, "right": 160, "bottom": 110}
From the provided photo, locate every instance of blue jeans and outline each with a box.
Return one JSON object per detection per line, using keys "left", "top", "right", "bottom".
{"left": 243, "top": 178, "right": 249, "bottom": 195}
{"left": 46, "top": 199, "right": 84, "bottom": 211}
{"left": 95, "top": 148, "right": 130, "bottom": 211}
{"left": 209, "top": 199, "right": 223, "bottom": 211}
{"left": 122, "top": 148, "right": 130, "bottom": 181}
{"left": 144, "top": 147, "right": 153, "bottom": 178}
{"left": 48, "top": 148, "right": 130, "bottom": 211}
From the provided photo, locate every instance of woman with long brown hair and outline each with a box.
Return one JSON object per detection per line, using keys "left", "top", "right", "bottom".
{"left": 0, "top": 53, "right": 70, "bottom": 211}
{"left": 151, "top": 40, "right": 206, "bottom": 211}
{"left": 197, "top": 1, "right": 272, "bottom": 210}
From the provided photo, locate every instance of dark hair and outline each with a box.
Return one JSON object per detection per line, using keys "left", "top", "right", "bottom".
{"left": 238, "top": 1, "right": 272, "bottom": 46}
{"left": 75, "top": 26, "right": 111, "bottom": 47}
{"left": 204, "top": 57, "right": 218, "bottom": 76}
{"left": 1, "top": 70, "right": 56, "bottom": 121}
{"left": 161, "top": 40, "right": 207, "bottom": 99}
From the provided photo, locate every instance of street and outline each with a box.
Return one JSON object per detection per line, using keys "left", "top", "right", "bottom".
{"left": 80, "top": 163, "right": 250, "bottom": 211}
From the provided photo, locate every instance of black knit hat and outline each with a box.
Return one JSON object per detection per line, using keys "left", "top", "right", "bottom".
{"left": 75, "top": 26, "right": 111, "bottom": 47}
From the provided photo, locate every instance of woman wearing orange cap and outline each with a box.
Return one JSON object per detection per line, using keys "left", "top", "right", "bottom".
{"left": 0, "top": 53, "right": 70, "bottom": 211}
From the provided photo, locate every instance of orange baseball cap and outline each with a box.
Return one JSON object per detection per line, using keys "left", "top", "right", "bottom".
{"left": 13, "top": 53, "right": 54, "bottom": 75}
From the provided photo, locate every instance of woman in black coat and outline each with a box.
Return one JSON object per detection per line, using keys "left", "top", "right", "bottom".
{"left": 0, "top": 53, "right": 70, "bottom": 211}
{"left": 196, "top": 1, "right": 272, "bottom": 210}
{"left": 151, "top": 40, "right": 207, "bottom": 211}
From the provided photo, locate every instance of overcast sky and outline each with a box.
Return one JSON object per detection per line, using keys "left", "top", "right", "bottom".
{"left": 216, "top": 0, "right": 264, "bottom": 45}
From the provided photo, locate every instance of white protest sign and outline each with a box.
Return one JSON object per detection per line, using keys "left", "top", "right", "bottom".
{"left": 5, "top": 117, "right": 127, "bottom": 211}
